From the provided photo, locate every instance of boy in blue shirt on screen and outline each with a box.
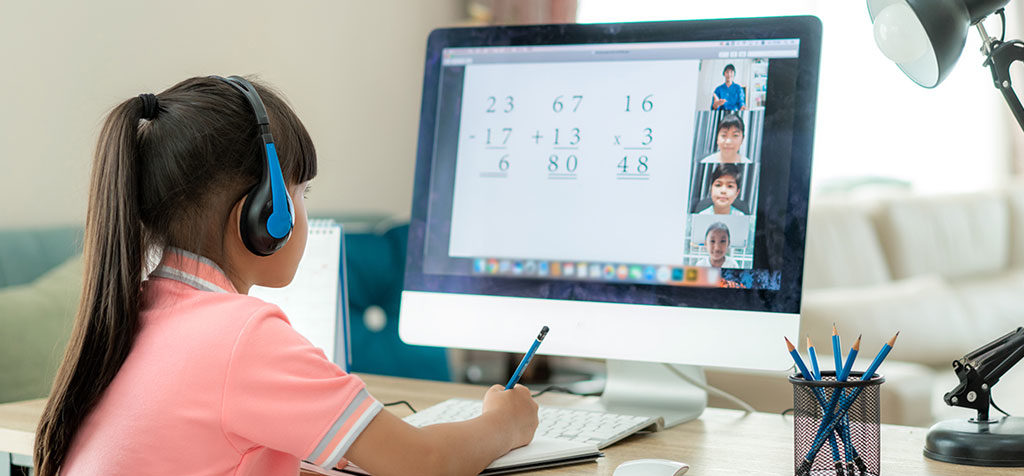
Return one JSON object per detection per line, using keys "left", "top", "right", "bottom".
{"left": 712, "top": 63, "right": 745, "bottom": 111}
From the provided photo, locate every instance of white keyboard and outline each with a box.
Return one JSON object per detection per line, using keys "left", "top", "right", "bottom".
{"left": 403, "top": 398, "right": 659, "bottom": 449}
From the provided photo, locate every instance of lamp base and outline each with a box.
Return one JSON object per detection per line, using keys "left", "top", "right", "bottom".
{"left": 924, "top": 416, "right": 1024, "bottom": 467}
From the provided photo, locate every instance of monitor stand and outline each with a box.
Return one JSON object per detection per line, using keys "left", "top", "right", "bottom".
{"left": 575, "top": 359, "right": 707, "bottom": 430}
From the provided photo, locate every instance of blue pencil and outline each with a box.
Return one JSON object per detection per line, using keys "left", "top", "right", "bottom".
{"left": 839, "top": 335, "right": 860, "bottom": 381}
{"left": 505, "top": 326, "right": 549, "bottom": 390}
{"left": 829, "top": 325, "right": 852, "bottom": 472}
{"left": 787, "top": 337, "right": 844, "bottom": 475}
{"left": 797, "top": 332, "right": 899, "bottom": 476}
{"left": 807, "top": 336, "right": 821, "bottom": 380}
{"left": 785, "top": 336, "right": 814, "bottom": 379}
{"left": 831, "top": 324, "right": 843, "bottom": 383}
{"left": 837, "top": 335, "right": 862, "bottom": 475}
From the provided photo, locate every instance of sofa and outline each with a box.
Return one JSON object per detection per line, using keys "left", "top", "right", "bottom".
{"left": 706, "top": 182, "right": 1024, "bottom": 426}
{"left": 4, "top": 185, "right": 1024, "bottom": 426}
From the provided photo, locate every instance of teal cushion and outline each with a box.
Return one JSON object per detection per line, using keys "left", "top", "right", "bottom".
{"left": 0, "top": 226, "right": 83, "bottom": 288}
{"left": 345, "top": 224, "right": 450, "bottom": 381}
{"left": 0, "top": 255, "right": 82, "bottom": 403}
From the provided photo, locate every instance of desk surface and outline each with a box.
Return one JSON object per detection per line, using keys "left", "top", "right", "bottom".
{"left": 0, "top": 373, "right": 1015, "bottom": 475}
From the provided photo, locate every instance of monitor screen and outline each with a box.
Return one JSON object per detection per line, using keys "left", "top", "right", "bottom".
{"left": 401, "top": 17, "right": 821, "bottom": 371}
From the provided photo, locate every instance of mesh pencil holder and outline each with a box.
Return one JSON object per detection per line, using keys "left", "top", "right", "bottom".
{"left": 790, "top": 371, "right": 884, "bottom": 476}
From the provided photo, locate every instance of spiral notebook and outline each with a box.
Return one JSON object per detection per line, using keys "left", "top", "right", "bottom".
{"left": 249, "top": 219, "right": 349, "bottom": 369}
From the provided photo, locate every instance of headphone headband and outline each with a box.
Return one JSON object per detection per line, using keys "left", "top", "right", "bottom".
{"left": 214, "top": 75, "right": 273, "bottom": 137}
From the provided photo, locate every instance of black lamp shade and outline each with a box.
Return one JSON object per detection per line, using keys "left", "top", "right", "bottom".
{"left": 868, "top": 0, "right": 970, "bottom": 87}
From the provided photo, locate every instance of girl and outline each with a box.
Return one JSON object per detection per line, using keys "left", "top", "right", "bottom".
{"left": 34, "top": 76, "right": 538, "bottom": 476}
{"left": 695, "top": 222, "right": 739, "bottom": 269}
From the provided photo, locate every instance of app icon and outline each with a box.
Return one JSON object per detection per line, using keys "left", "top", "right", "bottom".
{"left": 685, "top": 268, "right": 698, "bottom": 282}
{"left": 616, "top": 264, "right": 628, "bottom": 280}
{"left": 656, "top": 266, "right": 671, "bottom": 283}
{"left": 538, "top": 261, "right": 550, "bottom": 276}
{"left": 524, "top": 260, "right": 537, "bottom": 275}
{"left": 603, "top": 264, "right": 615, "bottom": 279}
{"left": 551, "top": 262, "right": 562, "bottom": 277}
{"left": 629, "top": 266, "right": 643, "bottom": 280}
{"left": 590, "top": 263, "right": 601, "bottom": 278}
{"left": 671, "top": 268, "right": 684, "bottom": 281}
{"left": 513, "top": 261, "right": 523, "bottom": 275}
{"left": 643, "top": 266, "right": 656, "bottom": 281}
{"left": 707, "top": 267, "right": 721, "bottom": 284}
{"left": 487, "top": 259, "right": 499, "bottom": 274}
{"left": 577, "top": 262, "right": 588, "bottom": 278}
{"left": 499, "top": 260, "right": 511, "bottom": 273}
{"left": 564, "top": 263, "right": 575, "bottom": 277}
{"left": 474, "top": 259, "right": 486, "bottom": 274}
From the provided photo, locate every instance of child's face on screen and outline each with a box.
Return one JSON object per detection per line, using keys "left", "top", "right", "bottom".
{"left": 711, "top": 176, "right": 738, "bottom": 209}
{"left": 706, "top": 229, "right": 730, "bottom": 261}
{"left": 717, "top": 126, "right": 744, "bottom": 156}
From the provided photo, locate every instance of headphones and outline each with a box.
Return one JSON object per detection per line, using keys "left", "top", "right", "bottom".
{"left": 212, "top": 75, "right": 294, "bottom": 256}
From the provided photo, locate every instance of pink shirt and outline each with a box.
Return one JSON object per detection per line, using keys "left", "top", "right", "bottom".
{"left": 62, "top": 248, "right": 382, "bottom": 476}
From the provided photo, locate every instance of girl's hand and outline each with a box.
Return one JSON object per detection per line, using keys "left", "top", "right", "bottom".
{"left": 482, "top": 384, "right": 539, "bottom": 450}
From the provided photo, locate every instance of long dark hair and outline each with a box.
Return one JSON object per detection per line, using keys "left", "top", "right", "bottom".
{"left": 34, "top": 76, "right": 317, "bottom": 476}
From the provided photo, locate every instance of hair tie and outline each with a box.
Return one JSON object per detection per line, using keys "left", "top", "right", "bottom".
{"left": 138, "top": 93, "right": 160, "bottom": 120}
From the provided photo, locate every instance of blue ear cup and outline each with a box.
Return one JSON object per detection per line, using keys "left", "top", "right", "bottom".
{"left": 214, "top": 75, "right": 294, "bottom": 256}
{"left": 239, "top": 142, "right": 294, "bottom": 256}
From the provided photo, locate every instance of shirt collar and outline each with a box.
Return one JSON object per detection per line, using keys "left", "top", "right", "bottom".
{"left": 149, "top": 247, "right": 238, "bottom": 294}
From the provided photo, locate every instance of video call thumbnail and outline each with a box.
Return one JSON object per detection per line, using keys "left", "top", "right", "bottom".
{"left": 683, "top": 58, "right": 768, "bottom": 270}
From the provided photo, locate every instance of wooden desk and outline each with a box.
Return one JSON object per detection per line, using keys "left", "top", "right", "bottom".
{"left": 0, "top": 373, "right": 1016, "bottom": 475}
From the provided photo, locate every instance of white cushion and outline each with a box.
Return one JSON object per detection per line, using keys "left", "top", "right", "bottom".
{"left": 800, "top": 275, "right": 977, "bottom": 367}
{"left": 873, "top": 192, "right": 1010, "bottom": 280}
{"left": 1006, "top": 183, "right": 1024, "bottom": 268}
{"left": 855, "top": 358, "right": 936, "bottom": 427}
{"left": 949, "top": 270, "right": 1024, "bottom": 339}
{"left": 803, "top": 200, "right": 891, "bottom": 289}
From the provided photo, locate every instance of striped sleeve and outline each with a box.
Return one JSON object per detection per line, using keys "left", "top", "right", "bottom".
{"left": 222, "top": 307, "right": 382, "bottom": 465}
{"left": 305, "top": 388, "right": 383, "bottom": 468}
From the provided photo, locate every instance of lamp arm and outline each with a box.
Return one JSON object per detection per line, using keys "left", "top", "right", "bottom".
{"left": 984, "top": 39, "right": 1024, "bottom": 133}
{"left": 988, "top": 344, "right": 1024, "bottom": 385}
{"left": 945, "top": 327, "right": 1024, "bottom": 421}
{"left": 967, "top": 327, "right": 1024, "bottom": 385}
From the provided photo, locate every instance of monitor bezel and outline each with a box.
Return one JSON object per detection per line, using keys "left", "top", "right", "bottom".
{"left": 401, "top": 16, "right": 822, "bottom": 370}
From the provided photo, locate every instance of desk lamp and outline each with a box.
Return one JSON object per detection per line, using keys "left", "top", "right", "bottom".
{"left": 925, "top": 327, "right": 1024, "bottom": 466}
{"left": 921, "top": 325, "right": 1024, "bottom": 464}
{"left": 867, "top": 0, "right": 1024, "bottom": 131}
{"left": 867, "top": 3, "right": 1024, "bottom": 464}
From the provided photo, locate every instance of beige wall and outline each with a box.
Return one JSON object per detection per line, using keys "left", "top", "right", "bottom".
{"left": 0, "top": 0, "right": 464, "bottom": 228}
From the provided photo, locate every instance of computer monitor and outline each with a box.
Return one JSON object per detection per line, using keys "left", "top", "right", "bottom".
{"left": 400, "top": 16, "right": 822, "bottom": 427}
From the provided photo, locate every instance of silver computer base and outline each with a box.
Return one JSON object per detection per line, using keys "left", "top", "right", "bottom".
{"left": 574, "top": 359, "right": 707, "bottom": 430}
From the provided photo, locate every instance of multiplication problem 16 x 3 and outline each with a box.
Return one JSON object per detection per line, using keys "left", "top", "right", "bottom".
{"left": 470, "top": 94, "right": 655, "bottom": 181}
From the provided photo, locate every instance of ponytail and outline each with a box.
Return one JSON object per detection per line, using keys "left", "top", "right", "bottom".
{"left": 34, "top": 98, "right": 147, "bottom": 476}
